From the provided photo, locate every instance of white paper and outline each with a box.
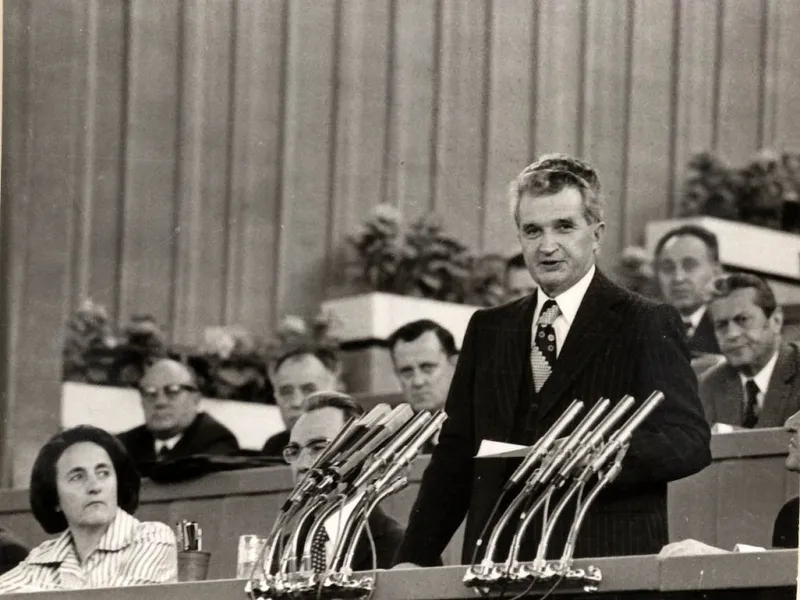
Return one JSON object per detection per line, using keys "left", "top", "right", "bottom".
{"left": 711, "top": 423, "right": 739, "bottom": 434}
{"left": 476, "top": 439, "right": 531, "bottom": 458}
{"left": 732, "top": 543, "right": 766, "bottom": 553}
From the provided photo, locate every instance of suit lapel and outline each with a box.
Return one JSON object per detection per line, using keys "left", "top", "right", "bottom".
{"left": 761, "top": 344, "right": 798, "bottom": 426}
{"left": 492, "top": 294, "right": 538, "bottom": 427}
{"left": 535, "top": 271, "right": 625, "bottom": 419}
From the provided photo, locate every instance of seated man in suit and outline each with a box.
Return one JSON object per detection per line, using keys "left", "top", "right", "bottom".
{"left": 653, "top": 224, "right": 723, "bottom": 356}
{"left": 505, "top": 253, "right": 537, "bottom": 302}
{"left": 261, "top": 346, "right": 343, "bottom": 457}
{"left": 282, "top": 391, "right": 405, "bottom": 571}
{"left": 117, "top": 358, "right": 240, "bottom": 475}
{"left": 699, "top": 273, "right": 800, "bottom": 429}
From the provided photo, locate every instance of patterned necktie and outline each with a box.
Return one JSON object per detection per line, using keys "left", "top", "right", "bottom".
{"left": 742, "top": 379, "right": 760, "bottom": 428}
{"left": 530, "top": 299, "right": 560, "bottom": 392}
{"left": 310, "top": 528, "right": 329, "bottom": 573}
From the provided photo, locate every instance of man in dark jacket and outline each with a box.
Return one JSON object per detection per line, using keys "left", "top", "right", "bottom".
{"left": 117, "top": 358, "right": 239, "bottom": 475}
{"left": 0, "top": 528, "right": 28, "bottom": 575}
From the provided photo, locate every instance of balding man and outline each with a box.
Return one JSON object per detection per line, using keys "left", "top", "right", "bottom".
{"left": 117, "top": 358, "right": 239, "bottom": 474}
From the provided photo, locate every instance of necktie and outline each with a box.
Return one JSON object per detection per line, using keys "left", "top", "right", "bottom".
{"left": 310, "top": 528, "right": 329, "bottom": 573}
{"left": 742, "top": 379, "right": 760, "bottom": 428}
{"left": 530, "top": 299, "right": 560, "bottom": 392}
{"left": 682, "top": 320, "right": 693, "bottom": 339}
{"left": 157, "top": 445, "right": 170, "bottom": 461}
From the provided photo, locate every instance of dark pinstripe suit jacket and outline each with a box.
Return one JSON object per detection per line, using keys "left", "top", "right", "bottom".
{"left": 394, "top": 270, "right": 711, "bottom": 565}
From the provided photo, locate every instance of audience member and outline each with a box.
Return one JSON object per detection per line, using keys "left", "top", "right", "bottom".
{"left": 282, "top": 391, "right": 406, "bottom": 571}
{"left": 0, "top": 426, "right": 177, "bottom": 592}
{"left": 659, "top": 407, "right": 800, "bottom": 558}
{"left": 262, "top": 347, "right": 343, "bottom": 457}
{"left": 117, "top": 358, "right": 239, "bottom": 475}
{"left": 505, "top": 252, "right": 537, "bottom": 301}
{"left": 387, "top": 320, "right": 458, "bottom": 414}
{"left": 0, "top": 529, "right": 28, "bottom": 576}
{"left": 654, "top": 225, "right": 723, "bottom": 355}
{"left": 700, "top": 273, "right": 800, "bottom": 429}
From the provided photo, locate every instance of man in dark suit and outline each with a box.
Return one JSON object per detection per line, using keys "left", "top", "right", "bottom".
{"left": 653, "top": 224, "right": 723, "bottom": 356}
{"left": 261, "top": 346, "right": 343, "bottom": 457}
{"left": 0, "top": 528, "right": 28, "bottom": 575}
{"left": 393, "top": 153, "right": 711, "bottom": 567}
{"left": 699, "top": 273, "right": 800, "bottom": 429}
{"left": 283, "top": 391, "right": 406, "bottom": 571}
{"left": 117, "top": 358, "right": 239, "bottom": 475}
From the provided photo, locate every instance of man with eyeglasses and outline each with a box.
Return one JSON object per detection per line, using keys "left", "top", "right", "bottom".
{"left": 282, "top": 391, "right": 407, "bottom": 571}
{"left": 699, "top": 273, "right": 800, "bottom": 429}
{"left": 117, "top": 358, "right": 239, "bottom": 474}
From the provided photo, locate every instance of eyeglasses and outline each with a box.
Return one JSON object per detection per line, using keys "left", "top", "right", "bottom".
{"left": 282, "top": 438, "right": 331, "bottom": 464}
{"left": 139, "top": 383, "right": 198, "bottom": 401}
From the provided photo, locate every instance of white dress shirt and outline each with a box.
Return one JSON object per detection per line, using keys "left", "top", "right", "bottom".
{"left": 682, "top": 305, "right": 707, "bottom": 338}
{"left": 531, "top": 265, "right": 596, "bottom": 357}
{"left": 154, "top": 433, "right": 183, "bottom": 456}
{"left": 737, "top": 349, "right": 780, "bottom": 411}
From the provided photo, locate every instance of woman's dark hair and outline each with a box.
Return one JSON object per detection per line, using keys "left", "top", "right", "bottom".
{"left": 30, "top": 425, "right": 141, "bottom": 534}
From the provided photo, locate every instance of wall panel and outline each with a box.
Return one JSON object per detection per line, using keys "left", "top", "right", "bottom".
{"left": 3, "top": 0, "right": 800, "bottom": 486}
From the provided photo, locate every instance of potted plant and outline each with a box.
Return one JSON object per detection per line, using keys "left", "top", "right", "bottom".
{"left": 322, "top": 203, "right": 506, "bottom": 349}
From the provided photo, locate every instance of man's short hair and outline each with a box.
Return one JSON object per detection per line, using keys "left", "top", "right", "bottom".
{"left": 506, "top": 253, "right": 526, "bottom": 271}
{"left": 386, "top": 319, "right": 458, "bottom": 359}
{"left": 508, "top": 153, "right": 603, "bottom": 226}
{"left": 708, "top": 272, "right": 777, "bottom": 317}
{"left": 654, "top": 224, "right": 720, "bottom": 263}
{"left": 304, "top": 391, "right": 364, "bottom": 422}
{"left": 272, "top": 345, "right": 341, "bottom": 376}
{"left": 30, "top": 426, "right": 140, "bottom": 534}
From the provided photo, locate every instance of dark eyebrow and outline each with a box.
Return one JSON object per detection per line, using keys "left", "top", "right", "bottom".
{"left": 306, "top": 437, "right": 330, "bottom": 445}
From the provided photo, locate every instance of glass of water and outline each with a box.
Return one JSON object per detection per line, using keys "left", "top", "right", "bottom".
{"left": 237, "top": 534, "right": 267, "bottom": 579}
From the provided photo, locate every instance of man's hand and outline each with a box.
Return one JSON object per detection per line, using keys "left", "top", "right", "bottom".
{"left": 391, "top": 562, "right": 420, "bottom": 570}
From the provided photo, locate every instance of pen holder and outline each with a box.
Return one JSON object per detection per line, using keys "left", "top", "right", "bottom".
{"left": 178, "top": 550, "right": 211, "bottom": 582}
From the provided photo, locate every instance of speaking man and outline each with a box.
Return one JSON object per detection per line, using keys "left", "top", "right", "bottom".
{"left": 393, "top": 153, "right": 711, "bottom": 567}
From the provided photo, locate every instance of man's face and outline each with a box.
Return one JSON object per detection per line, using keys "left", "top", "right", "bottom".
{"left": 516, "top": 187, "right": 604, "bottom": 297}
{"left": 392, "top": 331, "right": 456, "bottom": 412}
{"left": 785, "top": 411, "right": 800, "bottom": 472}
{"left": 506, "top": 266, "right": 537, "bottom": 301}
{"left": 709, "top": 288, "right": 782, "bottom": 375}
{"left": 287, "top": 407, "right": 346, "bottom": 483}
{"left": 655, "top": 235, "right": 720, "bottom": 315}
{"left": 272, "top": 354, "right": 339, "bottom": 430}
{"left": 56, "top": 442, "right": 119, "bottom": 532}
{"left": 139, "top": 360, "right": 200, "bottom": 440}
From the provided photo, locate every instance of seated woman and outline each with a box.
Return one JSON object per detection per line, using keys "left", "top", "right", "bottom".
{"left": 0, "top": 425, "right": 177, "bottom": 592}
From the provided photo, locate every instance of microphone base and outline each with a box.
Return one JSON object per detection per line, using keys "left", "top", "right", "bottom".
{"left": 463, "top": 561, "right": 602, "bottom": 594}
{"left": 245, "top": 572, "right": 375, "bottom": 600}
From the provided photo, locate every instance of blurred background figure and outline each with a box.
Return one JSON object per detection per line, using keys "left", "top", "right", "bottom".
{"left": 0, "top": 426, "right": 177, "bottom": 592}
{"left": 262, "top": 347, "right": 343, "bottom": 457}
{"left": 700, "top": 273, "right": 800, "bottom": 429}
{"left": 654, "top": 225, "right": 723, "bottom": 355}
{"left": 0, "top": 529, "right": 28, "bottom": 577}
{"left": 117, "top": 359, "right": 239, "bottom": 475}
{"left": 282, "top": 392, "right": 406, "bottom": 571}
{"left": 387, "top": 320, "right": 458, "bottom": 417}
{"left": 504, "top": 253, "right": 537, "bottom": 301}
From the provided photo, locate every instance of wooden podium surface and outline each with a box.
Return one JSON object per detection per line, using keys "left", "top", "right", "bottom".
{"left": 0, "top": 429, "right": 795, "bottom": 579}
{"left": 0, "top": 553, "right": 795, "bottom": 599}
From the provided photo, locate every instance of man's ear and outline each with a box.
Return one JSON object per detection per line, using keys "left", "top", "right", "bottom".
{"left": 448, "top": 353, "right": 459, "bottom": 367}
{"left": 770, "top": 306, "right": 784, "bottom": 332}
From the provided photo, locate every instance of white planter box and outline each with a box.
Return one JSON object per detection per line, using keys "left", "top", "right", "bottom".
{"left": 645, "top": 217, "right": 800, "bottom": 282}
{"left": 61, "top": 382, "right": 283, "bottom": 451}
{"left": 321, "top": 292, "right": 480, "bottom": 347}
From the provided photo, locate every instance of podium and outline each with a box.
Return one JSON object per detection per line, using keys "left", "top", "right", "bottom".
{"left": 0, "top": 553, "right": 795, "bottom": 599}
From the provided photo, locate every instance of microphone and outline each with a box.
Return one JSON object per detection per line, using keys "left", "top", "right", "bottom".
{"left": 332, "top": 404, "right": 415, "bottom": 481}
{"left": 351, "top": 410, "right": 433, "bottom": 489}
{"left": 504, "top": 399, "right": 584, "bottom": 489}
{"left": 555, "top": 394, "right": 636, "bottom": 482}
{"left": 372, "top": 411, "right": 447, "bottom": 491}
{"left": 325, "top": 403, "right": 393, "bottom": 465}
{"left": 587, "top": 390, "right": 664, "bottom": 473}
{"left": 525, "top": 398, "right": 610, "bottom": 489}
